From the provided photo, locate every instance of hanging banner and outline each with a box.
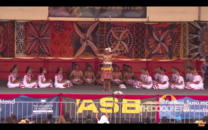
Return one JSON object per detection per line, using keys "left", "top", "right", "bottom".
{"left": 48, "top": 6, "right": 147, "bottom": 18}
{"left": 159, "top": 95, "right": 208, "bottom": 119}
{"left": 62, "top": 95, "right": 157, "bottom": 119}
{"left": 0, "top": 95, "right": 59, "bottom": 118}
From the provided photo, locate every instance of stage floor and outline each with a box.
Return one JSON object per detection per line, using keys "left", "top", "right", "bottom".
{"left": 0, "top": 80, "right": 208, "bottom": 95}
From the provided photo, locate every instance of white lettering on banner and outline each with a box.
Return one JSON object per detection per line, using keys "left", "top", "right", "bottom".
{"left": 32, "top": 104, "right": 53, "bottom": 113}
{"left": 0, "top": 99, "right": 15, "bottom": 104}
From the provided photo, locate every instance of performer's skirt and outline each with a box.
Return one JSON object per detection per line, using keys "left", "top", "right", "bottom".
{"left": 101, "top": 65, "right": 113, "bottom": 80}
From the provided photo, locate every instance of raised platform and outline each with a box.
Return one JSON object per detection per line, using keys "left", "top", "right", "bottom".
{"left": 1, "top": 80, "right": 208, "bottom": 95}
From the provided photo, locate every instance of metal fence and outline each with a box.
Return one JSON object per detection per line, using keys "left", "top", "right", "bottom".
{"left": 0, "top": 101, "right": 208, "bottom": 123}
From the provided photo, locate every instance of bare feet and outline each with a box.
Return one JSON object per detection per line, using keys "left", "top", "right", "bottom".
{"left": 102, "top": 88, "right": 106, "bottom": 91}
{"left": 109, "top": 89, "right": 112, "bottom": 92}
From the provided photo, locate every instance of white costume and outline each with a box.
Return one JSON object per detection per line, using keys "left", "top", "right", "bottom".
{"left": 38, "top": 74, "right": 53, "bottom": 88}
{"left": 98, "top": 115, "right": 110, "bottom": 124}
{"left": 133, "top": 74, "right": 147, "bottom": 88}
{"left": 14, "top": 72, "right": 18, "bottom": 79}
{"left": 153, "top": 73, "right": 160, "bottom": 85}
{"left": 171, "top": 74, "right": 178, "bottom": 82}
{"left": 185, "top": 75, "right": 204, "bottom": 90}
{"left": 170, "top": 75, "right": 185, "bottom": 89}
{"left": 23, "top": 74, "right": 38, "bottom": 88}
{"left": 113, "top": 79, "right": 121, "bottom": 84}
{"left": 86, "top": 78, "right": 92, "bottom": 82}
{"left": 185, "top": 73, "right": 191, "bottom": 86}
{"left": 153, "top": 75, "right": 169, "bottom": 89}
{"left": 7, "top": 74, "right": 24, "bottom": 88}
{"left": 201, "top": 61, "right": 208, "bottom": 79}
{"left": 54, "top": 74, "right": 73, "bottom": 89}
{"left": 135, "top": 75, "right": 153, "bottom": 89}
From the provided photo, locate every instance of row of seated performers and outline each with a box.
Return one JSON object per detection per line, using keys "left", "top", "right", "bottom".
{"left": 7, "top": 64, "right": 204, "bottom": 90}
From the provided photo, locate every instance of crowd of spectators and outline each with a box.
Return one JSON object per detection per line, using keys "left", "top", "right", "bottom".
{"left": 1, "top": 113, "right": 208, "bottom": 124}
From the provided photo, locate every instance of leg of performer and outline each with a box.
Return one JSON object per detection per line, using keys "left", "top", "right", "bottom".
{"left": 102, "top": 80, "right": 106, "bottom": 91}
{"left": 108, "top": 79, "right": 112, "bottom": 92}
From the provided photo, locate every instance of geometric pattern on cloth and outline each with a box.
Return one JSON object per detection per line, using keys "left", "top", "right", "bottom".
{"left": 145, "top": 23, "right": 181, "bottom": 59}
{"left": 16, "top": 22, "right": 26, "bottom": 57}
{"left": 188, "top": 22, "right": 208, "bottom": 59}
{"left": 134, "top": 23, "right": 146, "bottom": 58}
{"left": 0, "top": 21, "right": 15, "bottom": 57}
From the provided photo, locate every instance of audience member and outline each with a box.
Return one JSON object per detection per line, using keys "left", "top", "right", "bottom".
{"left": 47, "top": 113, "right": 54, "bottom": 123}
{"left": 144, "top": 117, "right": 150, "bottom": 124}
{"left": 42, "top": 118, "right": 50, "bottom": 124}
{"left": 56, "top": 115, "right": 66, "bottom": 124}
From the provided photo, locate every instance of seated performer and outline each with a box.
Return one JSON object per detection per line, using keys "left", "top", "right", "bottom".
{"left": 70, "top": 64, "right": 84, "bottom": 85}
{"left": 133, "top": 68, "right": 147, "bottom": 88}
{"left": 67, "top": 62, "right": 76, "bottom": 80}
{"left": 184, "top": 67, "right": 192, "bottom": 86}
{"left": 23, "top": 66, "right": 38, "bottom": 88}
{"left": 124, "top": 66, "right": 137, "bottom": 86}
{"left": 152, "top": 67, "right": 159, "bottom": 85}
{"left": 169, "top": 67, "right": 178, "bottom": 84}
{"left": 7, "top": 68, "right": 24, "bottom": 88}
{"left": 135, "top": 69, "right": 153, "bottom": 89}
{"left": 121, "top": 64, "right": 127, "bottom": 79}
{"left": 83, "top": 63, "right": 95, "bottom": 75}
{"left": 12, "top": 65, "right": 23, "bottom": 81}
{"left": 185, "top": 68, "right": 204, "bottom": 90}
{"left": 30, "top": 67, "right": 34, "bottom": 80}
{"left": 111, "top": 65, "right": 123, "bottom": 85}
{"left": 38, "top": 67, "right": 53, "bottom": 88}
{"left": 55, "top": 67, "right": 73, "bottom": 88}
{"left": 83, "top": 65, "right": 96, "bottom": 85}
{"left": 201, "top": 56, "right": 208, "bottom": 81}
{"left": 170, "top": 69, "right": 185, "bottom": 89}
{"left": 96, "top": 64, "right": 104, "bottom": 85}
{"left": 153, "top": 69, "right": 169, "bottom": 89}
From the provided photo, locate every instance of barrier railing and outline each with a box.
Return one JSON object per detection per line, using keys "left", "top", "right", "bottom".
{"left": 0, "top": 101, "right": 207, "bottom": 124}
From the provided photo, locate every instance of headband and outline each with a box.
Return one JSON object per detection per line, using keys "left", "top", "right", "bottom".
{"left": 105, "top": 47, "right": 111, "bottom": 52}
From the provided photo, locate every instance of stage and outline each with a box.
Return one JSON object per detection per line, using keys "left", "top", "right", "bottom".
{"left": 0, "top": 80, "right": 207, "bottom": 95}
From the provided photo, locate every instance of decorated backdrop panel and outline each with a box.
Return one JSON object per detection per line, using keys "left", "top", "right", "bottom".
{"left": 0, "top": 21, "right": 15, "bottom": 58}
{"left": 188, "top": 22, "right": 208, "bottom": 59}
{"left": 15, "top": 21, "right": 185, "bottom": 60}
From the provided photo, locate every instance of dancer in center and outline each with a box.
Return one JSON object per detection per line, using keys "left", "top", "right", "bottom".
{"left": 95, "top": 47, "right": 120, "bottom": 91}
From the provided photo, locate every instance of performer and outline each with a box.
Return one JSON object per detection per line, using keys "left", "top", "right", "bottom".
{"left": 12, "top": 65, "right": 23, "bottom": 81}
{"left": 201, "top": 56, "right": 208, "bottom": 81}
{"left": 184, "top": 55, "right": 193, "bottom": 69}
{"left": 153, "top": 69, "right": 169, "bottom": 89}
{"left": 66, "top": 62, "right": 76, "bottom": 80}
{"left": 96, "top": 64, "right": 104, "bottom": 85}
{"left": 82, "top": 63, "right": 95, "bottom": 75}
{"left": 185, "top": 68, "right": 204, "bottom": 90}
{"left": 55, "top": 67, "right": 73, "bottom": 88}
{"left": 23, "top": 66, "right": 38, "bottom": 88}
{"left": 184, "top": 67, "right": 192, "bottom": 86}
{"left": 70, "top": 64, "right": 84, "bottom": 85}
{"left": 170, "top": 69, "right": 185, "bottom": 89}
{"left": 30, "top": 67, "right": 34, "bottom": 80}
{"left": 38, "top": 67, "right": 53, "bottom": 88}
{"left": 95, "top": 47, "right": 120, "bottom": 91}
{"left": 121, "top": 64, "right": 127, "bottom": 79}
{"left": 83, "top": 65, "right": 96, "bottom": 85}
{"left": 169, "top": 67, "right": 177, "bottom": 84}
{"left": 133, "top": 68, "right": 146, "bottom": 88}
{"left": 111, "top": 65, "right": 124, "bottom": 85}
{"left": 124, "top": 66, "right": 137, "bottom": 86}
{"left": 7, "top": 68, "right": 24, "bottom": 88}
{"left": 135, "top": 70, "right": 153, "bottom": 89}
{"left": 152, "top": 67, "right": 159, "bottom": 85}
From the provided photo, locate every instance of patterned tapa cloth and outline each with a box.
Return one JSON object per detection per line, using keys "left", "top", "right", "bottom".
{"left": 101, "top": 64, "right": 113, "bottom": 79}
